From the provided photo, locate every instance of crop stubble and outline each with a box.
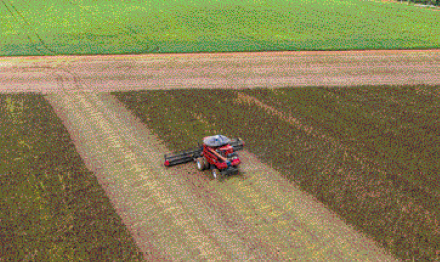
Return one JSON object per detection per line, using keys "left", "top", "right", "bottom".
{"left": 113, "top": 87, "right": 439, "bottom": 261}
{"left": 45, "top": 87, "right": 401, "bottom": 261}
{"left": 3, "top": 50, "right": 439, "bottom": 261}
{"left": 45, "top": 91, "right": 287, "bottom": 261}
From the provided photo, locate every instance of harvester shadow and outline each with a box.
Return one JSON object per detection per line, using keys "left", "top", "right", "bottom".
{"left": 183, "top": 162, "right": 247, "bottom": 182}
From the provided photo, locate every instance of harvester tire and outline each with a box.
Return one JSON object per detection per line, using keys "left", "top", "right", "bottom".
{"left": 196, "top": 158, "right": 205, "bottom": 171}
{"left": 202, "top": 157, "right": 209, "bottom": 170}
{"left": 212, "top": 169, "right": 221, "bottom": 180}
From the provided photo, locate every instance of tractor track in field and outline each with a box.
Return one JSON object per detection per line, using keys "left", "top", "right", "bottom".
{"left": 0, "top": 0, "right": 56, "bottom": 54}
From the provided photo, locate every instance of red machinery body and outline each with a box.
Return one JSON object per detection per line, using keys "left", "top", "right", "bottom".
{"left": 164, "top": 135, "right": 244, "bottom": 179}
{"left": 202, "top": 143, "right": 240, "bottom": 170}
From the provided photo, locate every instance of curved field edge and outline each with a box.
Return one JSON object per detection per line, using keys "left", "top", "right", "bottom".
{"left": 1, "top": 0, "right": 439, "bottom": 56}
{"left": 112, "top": 87, "right": 440, "bottom": 262}
{"left": 0, "top": 94, "right": 143, "bottom": 261}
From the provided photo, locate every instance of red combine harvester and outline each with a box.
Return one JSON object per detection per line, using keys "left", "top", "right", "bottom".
{"left": 164, "top": 135, "right": 244, "bottom": 180}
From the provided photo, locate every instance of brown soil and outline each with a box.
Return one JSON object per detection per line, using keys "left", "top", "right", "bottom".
{"left": 1, "top": 50, "right": 439, "bottom": 93}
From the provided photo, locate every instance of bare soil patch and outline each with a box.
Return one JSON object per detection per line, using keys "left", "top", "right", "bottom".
{"left": 1, "top": 50, "right": 439, "bottom": 93}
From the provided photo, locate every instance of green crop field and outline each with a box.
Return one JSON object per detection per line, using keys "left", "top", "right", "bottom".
{"left": 113, "top": 86, "right": 440, "bottom": 262}
{"left": 1, "top": 0, "right": 439, "bottom": 56}
{"left": 0, "top": 94, "right": 143, "bottom": 261}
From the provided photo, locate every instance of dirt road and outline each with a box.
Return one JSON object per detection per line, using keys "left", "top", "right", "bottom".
{"left": 45, "top": 89, "right": 399, "bottom": 261}
{"left": 1, "top": 50, "right": 440, "bottom": 93}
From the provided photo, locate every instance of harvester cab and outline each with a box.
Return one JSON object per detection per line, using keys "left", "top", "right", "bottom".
{"left": 164, "top": 135, "right": 244, "bottom": 180}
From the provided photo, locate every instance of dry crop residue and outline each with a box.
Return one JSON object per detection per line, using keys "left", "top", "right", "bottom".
{"left": 45, "top": 88, "right": 398, "bottom": 261}
{"left": 45, "top": 91, "right": 282, "bottom": 261}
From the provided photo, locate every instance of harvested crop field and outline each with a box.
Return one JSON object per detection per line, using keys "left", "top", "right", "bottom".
{"left": 113, "top": 86, "right": 440, "bottom": 262}
{"left": 44, "top": 91, "right": 398, "bottom": 261}
{"left": 1, "top": 50, "right": 439, "bottom": 261}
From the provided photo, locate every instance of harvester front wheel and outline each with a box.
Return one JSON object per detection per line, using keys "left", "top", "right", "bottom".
{"left": 202, "top": 157, "right": 209, "bottom": 170}
{"left": 196, "top": 158, "right": 205, "bottom": 171}
{"left": 212, "top": 169, "right": 221, "bottom": 180}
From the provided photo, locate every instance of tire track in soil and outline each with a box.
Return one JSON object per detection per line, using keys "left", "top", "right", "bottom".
{"left": 45, "top": 89, "right": 282, "bottom": 261}
{"left": 64, "top": 0, "right": 159, "bottom": 53}
{"left": 0, "top": 0, "right": 56, "bottom": 54}
{"left": 2, "top": 50, "right": 440, "bottom": 93}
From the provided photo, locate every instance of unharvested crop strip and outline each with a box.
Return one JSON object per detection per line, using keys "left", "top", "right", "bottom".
{"left": 323, "top": 87, "right": 440, "bottom": 198}
{"left": 235, "top": 92, "right": 384, "bottom": 174}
